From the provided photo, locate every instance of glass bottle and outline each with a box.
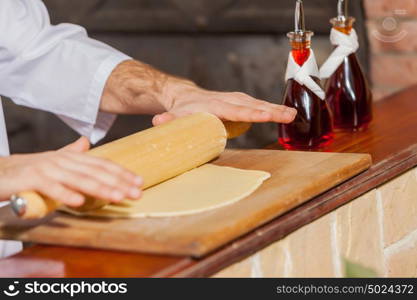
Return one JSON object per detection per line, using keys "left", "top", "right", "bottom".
{"left": 278, "top": 0, "right": 333, "bottom": 150}
{"left": 324, "top": 0, "right": 373, "bottom": 131}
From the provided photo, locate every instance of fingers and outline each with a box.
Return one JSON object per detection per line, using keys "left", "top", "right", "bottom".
{"left": 60, "top": 137, "right": 90, "bottom": 153}
{"left": 231, "top": 94, "right": 286, "bottom": 112}
{"left": 156, "top": 104, "right": 273, "bottom": 124}
{"left": 160, "top": 89, "right": 297, "bottom": 124}
{"left": 56, "top": 138, "right": 143, "bottom": 205}
{"left": 203, "top": 101, "right": 267, "bottom": 122}
{"left": 58, "top": 138, "right": 141, "bottom": 188}
{"left": 220, "top": 92, "right": 297, "bottom": 123}
{"left": 0, "top": 148, "right": 144, "bottom": 207}
{"left": 194, "top": 99, "right": 293, "bottom": 124}
{"left": 35, "top": 180, "right": 85, "bottom": 207}
{"left": 56, "top": 153, "right": 143, "bottom": 198}
{"left": 152, "top": 113, "right": 176, "bottom": 126}
{"left": 159, "top": 102, "right": 295, "bottom": 124}
{"left": 41, "top": 161, "right": 141, "bottom": 205}
{"left": 253, "top": 102, "right": 297, "bottom": 123}
{"left": 63, "top": 152, "right": 142, "bottom": 188}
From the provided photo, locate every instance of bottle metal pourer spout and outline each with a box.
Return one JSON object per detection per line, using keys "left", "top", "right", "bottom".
{"left": 332, "top": 0, "right": 355, "bottom": 33}
{"left": 288, "top": 0, "right": 313, "bottom": 43}
{"left": 337, "top": 0, "right": 349, "bottom": 22}
{"left": 295, "top": 0, "right": 305, "bottom": 33}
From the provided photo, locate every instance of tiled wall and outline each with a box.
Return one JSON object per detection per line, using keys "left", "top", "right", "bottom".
{"left": 213, "top": 167, "right": 417, "bottom": 278}
{"left": 365, "top": 0, "right": 417, "bottom": 100}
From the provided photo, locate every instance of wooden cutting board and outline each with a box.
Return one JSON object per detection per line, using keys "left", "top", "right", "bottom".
{"left": 0, "top": 149, "right": 371, "bottom": 257}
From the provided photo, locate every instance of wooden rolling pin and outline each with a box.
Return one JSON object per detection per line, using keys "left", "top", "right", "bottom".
{"left": 11, "top": 113, "right": 251, "bottom": 219}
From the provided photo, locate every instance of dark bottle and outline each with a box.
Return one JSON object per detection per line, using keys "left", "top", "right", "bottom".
{"left": 278, "top": 0, "right": 333, "bottom": 150}
{"left": 323, "top": 0, "right": 373, "bottom": 131}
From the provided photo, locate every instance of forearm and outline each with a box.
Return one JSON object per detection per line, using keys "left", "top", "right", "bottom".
{"left": 100, "top": 60, "right": 194, "bottom": 115}
{"left": 100, "top": 59, "right": 297, "bottom": 125}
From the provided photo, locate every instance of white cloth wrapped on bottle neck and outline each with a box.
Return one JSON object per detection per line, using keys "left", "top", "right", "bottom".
{"left": 319, "top": 28, "right": 360, "bottom": 79}
{"left": 285, "top": 49, "right": 325, "bottom": 100}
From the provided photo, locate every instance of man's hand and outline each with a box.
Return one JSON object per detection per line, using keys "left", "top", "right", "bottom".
{"left": 151, "top": 83, "right": 298, "bottom": 126}
{"left": 0, "top": 137, "right": 142, "bottom": 206}
{"left": 100, "top": 60, "right": 297, "bottom": 126}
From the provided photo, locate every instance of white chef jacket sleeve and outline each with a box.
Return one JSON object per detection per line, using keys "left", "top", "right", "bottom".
{"left": 0, "top": 0, "right": 132, "bottom": 143}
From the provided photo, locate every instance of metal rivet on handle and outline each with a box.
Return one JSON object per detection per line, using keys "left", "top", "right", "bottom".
{"left": 10, "top": 195, "right": 27, "bottom": 217}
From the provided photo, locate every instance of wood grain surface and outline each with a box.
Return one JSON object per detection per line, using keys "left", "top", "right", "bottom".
{"left": 1, "top": 86, "right": 417, "bottom": 278}
{"left": 0, "top": 150, "right": 370, "bottom": 257}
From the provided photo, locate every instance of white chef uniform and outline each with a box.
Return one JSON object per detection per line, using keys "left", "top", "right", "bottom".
{"left": 0, "top": 0, "right": 131, "bottom": 257}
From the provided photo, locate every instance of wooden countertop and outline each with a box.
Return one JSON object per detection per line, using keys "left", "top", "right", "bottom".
{"left": 1, "top": 86, "right": 417, "bottom": 278}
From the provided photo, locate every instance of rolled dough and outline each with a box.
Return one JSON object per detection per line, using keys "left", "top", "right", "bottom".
{"left": 64, "top": 164, "right": 270, "bottom": 218}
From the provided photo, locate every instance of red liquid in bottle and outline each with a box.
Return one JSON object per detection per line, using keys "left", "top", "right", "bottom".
{"left": 324, "top": 22, "right": 373, "bottom": 131}
{"left": 278, "top": 44, "right": 334, "bottom": 150}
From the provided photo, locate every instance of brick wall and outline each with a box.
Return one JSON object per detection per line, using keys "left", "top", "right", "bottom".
{"left": 214, "top": 167, "right": 417, "bottom": 278}
{"left": 365, "top": 0, "right": 417, "bottom": 100}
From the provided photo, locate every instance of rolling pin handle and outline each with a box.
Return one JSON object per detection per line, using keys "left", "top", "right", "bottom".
{"left": 10, "top": 192, "right": 60, "bottom": 219}
{"left": 10, "top": 194, "right": 27, "bottom": 217}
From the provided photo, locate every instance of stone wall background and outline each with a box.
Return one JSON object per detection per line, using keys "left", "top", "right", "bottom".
{"left": 214, "top": 167, "right": 417, "bottom": 278}
{"left": 2, "top": 0, "right": 368, "bottom": 153}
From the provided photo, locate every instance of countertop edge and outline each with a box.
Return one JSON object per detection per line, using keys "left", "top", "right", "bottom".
{"left": 174, "top": 144, "right": 417, "bottom": 277}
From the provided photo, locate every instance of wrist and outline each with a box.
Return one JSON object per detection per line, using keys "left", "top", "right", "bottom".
{"left": 101, "top": 59, "right": 201, "bottom": 115}
{"left": 100, "top": 60, "right": 137, "bottom": 113}
{"left": 101, "top": 60, "right": 167, "bottom": 114}
{"left": 160, "top": 76, "right": 199, "bottom": 110}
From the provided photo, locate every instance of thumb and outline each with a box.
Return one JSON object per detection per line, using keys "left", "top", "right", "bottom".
{"left": 60, "top": 136, "right": 90, "bottom": 153}
{"left": 152, "top": 112, "right": 176, "bottom": 126}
